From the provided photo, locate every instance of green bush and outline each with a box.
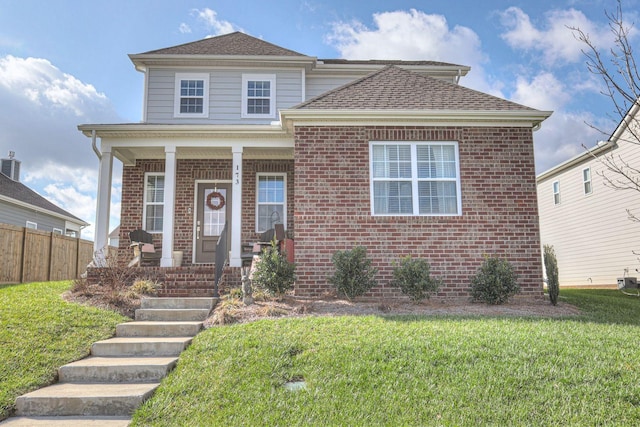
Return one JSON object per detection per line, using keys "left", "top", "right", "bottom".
{"left": 543, "top": 244, "right": 560, "bottom": 306}
{"left": 328, "top": 246, "right": 378, "bottom": 300}
{"left": 391, "top": 256, "right": 442, "bottom": 301}
{"left": 470, "top": 256, "right": 520, "bottom": 304}
{"left": 252, "top": 243, "right": 296, "bottom": 297}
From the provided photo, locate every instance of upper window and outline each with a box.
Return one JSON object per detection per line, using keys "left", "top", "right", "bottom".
{"left": 144, "top": 173, "right": 165, "bottom": 233}
{"left": 174, "top": 73, "right": 209, "bottom": 118}
{"left": 26, "top": 221, "right": 37, "bottom": 230}
{"left": 370, "top": 142, "right": 462, "bottom": 216}
{"left": 53, "top": 228, "right": 63, "bottom": 235}
{"left": 552, "top": 181, "right": 561, "bottom": 205}
{"left": 242, "top": 74, "right": 276, "bottom": 119}
{"left": 256, "top": 173, "right": 286, "bottom": 232}
{"left": 582, "top": 167, "right": 592, "bottom": 195}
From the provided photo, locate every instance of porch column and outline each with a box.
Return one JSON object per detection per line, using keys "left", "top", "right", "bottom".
{"left": 93, "top": 146, "right": 112, "bottom": 266}
{"left": 230, "top": 147, "right": 243, "bottom": 267}
{"left": 161, "top": 145, "right": 177, "bottom": 267}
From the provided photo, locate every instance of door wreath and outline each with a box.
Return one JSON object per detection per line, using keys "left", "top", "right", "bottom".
{"left": 206, "top": 191, "right": 225, "bottom": 210}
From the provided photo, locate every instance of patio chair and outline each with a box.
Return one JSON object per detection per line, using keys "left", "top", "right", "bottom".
{"left": 128, "top": 229, "right": 161, "bottom": 267}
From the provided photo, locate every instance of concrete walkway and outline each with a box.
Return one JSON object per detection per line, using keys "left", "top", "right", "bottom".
{"left": 1, "top": 297, "right": 217, "bottom": 426}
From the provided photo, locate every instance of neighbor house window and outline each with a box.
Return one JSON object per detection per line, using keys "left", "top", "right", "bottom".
{"left": 583, "top": 167, "right": 592, "bottom": 195}
{"left": 174, "top": 73, "right": 209, "bottom": 117}
{"left": 144, "top": 173, "right": 165, "bottom": 233}
{"left": 53, "top": 228, "right": 63, "bottom": 235}
{"left": 370, "top": 142, "right": 461, "bottom": 216}
{"left": 553, "top": 181, "right": 561, "bottom": 205}
{"left": 26, "top": 221, "right": 37, "bottom": 230}
{"left": 242, "top": 74, "right": 276, "bottom": 118}
{"left": 256, "top": 173, "right": 286, "bottom": 232}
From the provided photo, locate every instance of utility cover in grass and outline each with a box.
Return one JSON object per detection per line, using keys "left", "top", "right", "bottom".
{"left": 283, "top": 380, "right": 307, "bottom": 391}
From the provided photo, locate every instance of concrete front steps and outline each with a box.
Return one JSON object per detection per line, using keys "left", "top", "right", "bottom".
{"left": 2, "top": 297, "right": 216, "bottom": 427}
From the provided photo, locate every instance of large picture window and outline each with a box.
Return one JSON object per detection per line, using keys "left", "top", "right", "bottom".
{"left": 174, "top": 73, "right": 209, "bottom": 117}
{"left": 370, "top": 142, "right": 461, "bottom": 216}
{"left": 256, "top": 173, "right": 286, "bottom": 232}
{"left": 242, "top": 74, "right": 276, "bottom": 119}
{"left": 144, "top": 173, "right": 165, "bottom": 232}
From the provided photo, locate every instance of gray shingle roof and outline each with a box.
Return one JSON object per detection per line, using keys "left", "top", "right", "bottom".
{"left": 0, "top": 172, "right": 86, "bottom": 223}
{"left": 295, "top": 65, "right": 537, "bottom": 111}
{"left": 140, "top": 31, "right": 306, "bottom": 56}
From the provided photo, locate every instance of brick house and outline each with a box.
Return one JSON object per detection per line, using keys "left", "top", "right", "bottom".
{"left": 79, "top": 32, "right": 551, "bottom": 298}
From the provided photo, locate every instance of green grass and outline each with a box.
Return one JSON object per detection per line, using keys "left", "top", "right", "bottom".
{"left": 132, "top": 289, "right": 640, "bottom": 426}
{"left": 0, "top": 281, "right": 128, "bottom": 420}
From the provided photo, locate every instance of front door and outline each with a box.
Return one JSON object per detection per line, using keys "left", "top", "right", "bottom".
{"left": 195, "top": 183, "right": 231, "bottom": 264}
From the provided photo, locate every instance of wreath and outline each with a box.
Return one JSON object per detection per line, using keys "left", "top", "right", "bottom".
{"left": 206, "top": 191, "right": 225, "bottom": 211}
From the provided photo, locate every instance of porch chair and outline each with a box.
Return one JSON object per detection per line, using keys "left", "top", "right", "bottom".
{"left": 128, "top": 229, "right": 162, "bottom": 267}
{"left": 240, "top": 223, "right": 286, "bottom": 267}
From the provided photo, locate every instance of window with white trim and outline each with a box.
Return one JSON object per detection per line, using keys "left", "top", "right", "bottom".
{"left": 370, "top": 142, "right": 462, "bottom": 215}
{"left": 582, "top": 167, "right": 592, "bottom": 195}
{"left": 26, "top": 221, "right": 37, "bottom": 230}
{"left": 242, "top": 74, "right": 276, "bottom": 118}
{"left": 174, "top": 73, "right": 209, "bottom": 117}
{"left": 552, "top": 181, "right": 561, "bottom": 205}
{"left": 144, "top": 173, "right": 165, "bottom": 233}
{"left": 53, "top": 228, "right": 63, "bottom": 235}
{"left": 256, "top": 173, "right": 286, "bottom": 232}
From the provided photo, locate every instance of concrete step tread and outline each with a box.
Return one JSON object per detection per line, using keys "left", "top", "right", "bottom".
{"left": 17, "top": 382, "right": 160, "bottom": 399}
{"left": 135, "top": 309, "right": 211, "bottom": 321}
{"left": 141, "top": 297, "right": 217, "bottom": 309}
{"left": 93, "top": 337, "right": 194, "bottom": 345}
{"left": 0, "top": 416, "right": 131, "bottom": 426}
{"left": 61, "top": 356, "right": 178, "bottom": 368}
{"left": 116, "top": 321, "right": 203, "bottom": 338}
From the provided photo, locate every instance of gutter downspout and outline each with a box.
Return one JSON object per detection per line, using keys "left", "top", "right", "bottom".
{"left": 91, "top": 130, "right": 101, "bottom": 160}
{"left": 455, "top": 69, "right": 462, "bottom": 84}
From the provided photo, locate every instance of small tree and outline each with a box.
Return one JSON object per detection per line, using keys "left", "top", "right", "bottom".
{"left": 391, "top": 256, "right": 442, "bottom": 302}
{"left": 470, "top": 256, "right": 520, "bottom": 305}
{"left": 251, "top": 243, "right": 296, "bottom": 298}
{"left": 328, "top": 246, "right": 377, "bottom": 300}
{"left": 543, "top": 245, "right": 560, "bottom": 306}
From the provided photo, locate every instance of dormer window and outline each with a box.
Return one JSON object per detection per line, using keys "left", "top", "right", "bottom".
{"left": 242, "top": 74, "right": 276, "bottom": 119}
{"left": 174, "top": 73, "right": 209, "bottom": 118}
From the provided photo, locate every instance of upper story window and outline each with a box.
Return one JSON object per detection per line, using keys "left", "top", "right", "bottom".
{"left": 370, "top": 142, "right": 462, "bottom": 216}
{"left": 242, "top": 74, "right": 276, "bottom": 119}
{"left": 26, "top": 221, "right": 37, "bottom": 230}
{"left": 552, "top": 181, "right": 561, "bottom": 205}
{"left": 256, "top": 173, "right": 286, "bottom": 232}
{"left": 582, "top": 167, "right": 592, "bottom": 195}
{"left": 174, "top": 73, "right": 209, "bottom": 118}
{"left": 144, "top": 173, "right": 165, "bottom": 233}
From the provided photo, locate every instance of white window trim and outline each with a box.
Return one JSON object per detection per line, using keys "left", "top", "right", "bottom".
{"left": 174, "top": 73, "right": 209, "bottom": 118}
{"left": 552, "top": 180, "right": 561, "bottom": 205}
{"left": 369, "top": 141, "right": 462, "bottom": 216}
{"left": 53, "top": 228, "right": 63, "bottom": 235}
{"left": 26, "top": 221, "right": 37, "bottom": 230}
{"left": 255, "top": 173, "right": 287, "bottom": 233}
{"left": 241, "top": 74, "right": 276, "bottom": 119}
{"left": 582, "top": 167, "right": 593, "bottom": 195}
{"left": 143, "top": 172, "right": 165, "bottom": 233}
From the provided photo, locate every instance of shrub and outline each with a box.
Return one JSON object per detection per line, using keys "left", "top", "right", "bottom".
{"left": 543, "top": 244, "right": 560, "bottom": 306}
{"left": 124, "top": 279, "right": 161, "bottom": 299}
{"left": 328, "top": 246, "right": 378, "bottom": 301}
{"left": 470, "top": 256, "right": 520, "bottom": 304}
{"left": 391, "top": 256, "right": 442, "bottom": 302}
{"left": 252, "top": 243, "right": 296, "bottom": 298}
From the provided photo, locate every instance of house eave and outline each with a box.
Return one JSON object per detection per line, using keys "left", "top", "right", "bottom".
{"left": 78, "top": 123, "right": 289, "bottom": 139}
{"left": 0, "top": 194, "right": 89, "bottom": 227}
{"left": 310, "top": 63, "right": 471, "bottom": 79}
{"left": 536, "top": 140, "right": 616, "bottom": 182}
{"left": 279, "top": 109, "right": 553, "bottom": 131}
{"left": 128, "top": 54, "right": 317, "bottom": 71}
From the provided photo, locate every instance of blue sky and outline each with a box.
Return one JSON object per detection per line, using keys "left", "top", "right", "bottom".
{"left": 0, "top": 0, "right": 637, "bottom": 239}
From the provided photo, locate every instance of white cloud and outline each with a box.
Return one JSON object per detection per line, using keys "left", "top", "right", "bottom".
{"left": 179, "top": 23, "right": 192, "bottom": 34}
{"left": 499, "top": 7, "right": 612, "bottom": 66}
{"left": 511, "top": 72, "right": 570, "bottom": 111}
{"left": 192, "top": 8, "right": 240, "bottom": 36}
{"left": 0, "top": 55, "right": 122, "bottom": 240}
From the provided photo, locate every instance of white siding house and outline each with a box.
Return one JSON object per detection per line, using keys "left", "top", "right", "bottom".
{"left": 537, "top": 105, "right": 640, "bottom": 287}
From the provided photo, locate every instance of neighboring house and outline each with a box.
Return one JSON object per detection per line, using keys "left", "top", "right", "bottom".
{"left": 0, "top": 154, "right": 88, "bottom": 236}
{"left": 108, "top": 225, "right": 120, "bottom": 248}
{"left": 537, "top": 103, "right": 640, "bottom": 287}
{"left": 79, "top": 32, "right": 551, "bottom": 298}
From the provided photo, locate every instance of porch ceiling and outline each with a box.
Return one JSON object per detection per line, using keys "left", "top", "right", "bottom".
{"left": 114, "top": 146, "right": 293, "bottom": 165}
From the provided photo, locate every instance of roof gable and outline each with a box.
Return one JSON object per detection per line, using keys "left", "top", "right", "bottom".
{"left": 139, "top": 31, "right": 306, "bottom": 57}
{"left": 295, "top": 65, "right": 536, "bottom": 112}
{"left": 0, "top": 172, "right": 86, "bottom": 224}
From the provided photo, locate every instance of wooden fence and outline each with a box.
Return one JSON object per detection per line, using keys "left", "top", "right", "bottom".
{"left": 0, "top": 223, "right": 94, "bottom": 284}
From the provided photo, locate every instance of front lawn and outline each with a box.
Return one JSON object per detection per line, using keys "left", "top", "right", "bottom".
{"left": 132, "top": 289, "right": 640, "bottom": 426}
{"left": 0, "top": 281, "right": 128, "bottom": 420}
